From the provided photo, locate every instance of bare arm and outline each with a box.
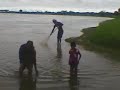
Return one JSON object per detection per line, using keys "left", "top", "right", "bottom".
{"left": 50, "top": 25, "right": 56, "bottom": 36}
{"left": 34, "top": 62, "right": 37, "bottom": 72}
{"left": 33, "top": 50, "right": 38, "bottom": 74}
{"left": 76, "top": 49, "right": 81, "bottom": 63}
{"left": 78, "top": 51, "right": 81, "bottom": 61}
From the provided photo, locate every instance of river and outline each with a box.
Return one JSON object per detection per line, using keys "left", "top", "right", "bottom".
{"left": 0, "top": 13, "right": 120, "bottom": 90}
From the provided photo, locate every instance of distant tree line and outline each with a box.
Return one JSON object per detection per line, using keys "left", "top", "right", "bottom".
{"left": 0, "top": 8, "right": 120, "bottom": 17}
{"left": 114, "top": 8, "right": 120, "bottom": 15}
{"left": 16, "top": 10, "right": 114, "bottom": 17}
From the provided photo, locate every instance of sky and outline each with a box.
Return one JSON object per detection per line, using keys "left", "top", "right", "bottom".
{"left": 0, "top": 0, "right": 120, "bottom": 12}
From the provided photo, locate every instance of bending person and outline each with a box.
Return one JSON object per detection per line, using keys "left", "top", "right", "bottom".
{"left": 19, "top": 40, "right": 38, "bottom": 76}
{"left": 50, "top": 19, "right": 64, "bottom": 43}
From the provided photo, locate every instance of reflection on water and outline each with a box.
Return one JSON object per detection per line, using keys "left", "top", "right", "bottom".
{"left": 50, "top": 43, "right": 63, "bottom": 81}
{"left": 19, "top": 76, "right": 37, "bottom": 90}
{"left": 57, "top": 43, "right": 62, "bottom": 58}
{"left": 69, "top": 73, "right": 79, "bottom": 90}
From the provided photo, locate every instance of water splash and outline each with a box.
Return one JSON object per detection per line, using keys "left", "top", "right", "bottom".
{"left": 40, "top": 36, "right": 50, "bottom": 47}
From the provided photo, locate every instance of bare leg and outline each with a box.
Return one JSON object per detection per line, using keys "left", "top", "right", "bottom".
{"left": 59, "top": 38, "right": 61, "bottom": 43}
{"left": 27, "top": 64, "right": 33, "bottom": 76}
{"left": 75, "top": 65, "right": 78, "bottom": 75}
{"left": 19, "top": 64, "right": 25, "bottom": 77}
{"left": 34, "top": 63, "right": 38, "bottom": 75}
{"left": 57, "top": 38, "right": 59, "bottom": 43}
{"left": 70, "top": 65, "right": 74, "bottom": 75}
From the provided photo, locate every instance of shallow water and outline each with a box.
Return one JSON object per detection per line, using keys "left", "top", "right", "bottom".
{"left": 0, "top": 13, "right": 120, "bottom": 90}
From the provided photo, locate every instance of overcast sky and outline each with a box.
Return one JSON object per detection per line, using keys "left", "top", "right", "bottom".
{"left": 0, "top": 0, "right": 120, "bottom": 12}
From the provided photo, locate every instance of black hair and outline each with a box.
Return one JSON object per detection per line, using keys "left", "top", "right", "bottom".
{"left": 27, "top": 40, "right": 33, "bottom": 46}
{"left": 70, "top": 42, "right": 76, "bottom": 47}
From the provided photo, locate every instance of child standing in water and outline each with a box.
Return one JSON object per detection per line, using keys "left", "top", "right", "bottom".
{"left": 69, "top": 42, "right": 81, "bottom": 74}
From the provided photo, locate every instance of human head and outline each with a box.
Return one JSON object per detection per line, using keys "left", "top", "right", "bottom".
{"left": 26, "top": 40, "right": 33, "bottom": 47}
{"left": 52, "top": 19, "right": 57, "bottom": 24}
{"left": 70, "top": 42, "right": 76, "bottom": 48}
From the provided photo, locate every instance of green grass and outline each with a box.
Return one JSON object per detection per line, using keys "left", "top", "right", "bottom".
{"left": 65, "top": 16, "right": 120, "bottom": 60}
{"left": 89, "top": 17, "right": 120, "bottom": 49}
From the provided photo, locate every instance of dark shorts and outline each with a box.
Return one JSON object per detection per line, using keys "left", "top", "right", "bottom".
{"left": 57, "top": 31, "right": 63, "bottom": 39}
{"left": 20, "top": 63, "right": 33, "bottom": 71}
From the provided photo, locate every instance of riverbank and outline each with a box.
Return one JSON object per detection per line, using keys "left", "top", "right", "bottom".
{"left": 65, "top": 16, "right": 120, "bottom": 60}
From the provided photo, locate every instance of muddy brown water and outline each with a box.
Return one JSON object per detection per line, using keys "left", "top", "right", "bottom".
{"left": 0, "top": 13, "right": 120, "bottom": 90}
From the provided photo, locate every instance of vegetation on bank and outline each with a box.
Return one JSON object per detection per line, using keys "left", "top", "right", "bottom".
{"left": 65, "top": 16, "right": 120, "bottom": 60}
{"left": 0, "top": 9, "right": 116, "bottom": 17}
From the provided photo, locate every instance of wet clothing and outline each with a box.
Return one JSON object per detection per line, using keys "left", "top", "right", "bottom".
{"left": 19, "top": 42, "right": 38, "bottom": 76}
{"left": 69, "top": 48, "right": 80, "bottom": 65}
{"left": 53, "top": 21, "right": 64, "bottom": 39}
{"left": 19, "top": 44, "right": 36, "bottom": 65}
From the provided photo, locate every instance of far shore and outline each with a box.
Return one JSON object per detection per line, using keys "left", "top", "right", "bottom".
{"left": 0, "top": 11, "right": 114, "bottom": 18}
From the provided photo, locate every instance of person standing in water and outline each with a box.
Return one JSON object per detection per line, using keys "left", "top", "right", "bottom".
{"left": 69, "top": 42, "right": 81, "bottom": 74}
{"left": 50, "top": 19, "right": 64, "bottom": 43}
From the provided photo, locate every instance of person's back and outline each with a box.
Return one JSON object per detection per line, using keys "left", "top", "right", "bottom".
{"left": 23, "top": 45, "right": 35, "bottom": 64}
{"left": 19, "top": 41, "right": 38, "bottom": 76}
{"left": 19, "top": 43, "right": 36, "bottom": 65}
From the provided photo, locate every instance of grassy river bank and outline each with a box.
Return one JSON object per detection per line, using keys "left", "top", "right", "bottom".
{"left": 65, "top": 16, "right": 120, "bottom": 60}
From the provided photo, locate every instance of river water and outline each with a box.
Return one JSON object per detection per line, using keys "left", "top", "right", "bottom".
{"left": 0, "top": 13, "right": 120, "bottom": 90}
